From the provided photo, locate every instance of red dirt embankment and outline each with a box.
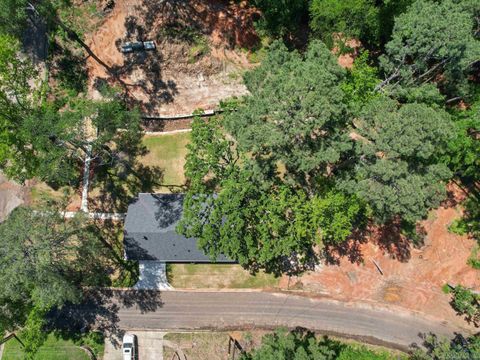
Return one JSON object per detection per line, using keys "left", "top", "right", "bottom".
{"left": 85, "top": 0, "right": 258, "bottom": 116}
{"left": 281, "top": 184, "right": 480, "bottom": 329}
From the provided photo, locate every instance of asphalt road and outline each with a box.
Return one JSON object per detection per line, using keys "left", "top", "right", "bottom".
{"left": 108, "top": 290, "right": 462, "bottom": 350}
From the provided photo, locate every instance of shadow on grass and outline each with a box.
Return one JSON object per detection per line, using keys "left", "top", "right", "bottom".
{"left": 89, "top": 160, "right": 164, "bottom": 213}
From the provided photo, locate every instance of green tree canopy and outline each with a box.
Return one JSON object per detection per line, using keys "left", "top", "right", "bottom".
{"left": 309, "top": 0, "right": 380, "bottom": 47}
{"left": 445, "top": 98, "right": 480, "bottom": 184}
{"left": 251, "top": 0, "right": 309, "bottom": 38}
{"left": 226, "top": 40, "right": 350, "bottom": 186}
{"left": 0, "top": 204, "right": 108, "bottom": 334}
{"left": 178, "top": 117, "right": 365, "bottom": 274}
{"left": 309, "top": 0, "right": 413, "bottom": 48}
{"left": 379, "top": 0, "right": 480, "bottom": 100}
{"left": 0, "top": 34, "right": 144, "bottom": 186}
{"left": 340, "top": 51, "right": 381, "bottom": 110}
{"left": 412, "top": 333, "right": 480, "bottom": 360}
{"left": 449, "top": 285, "right": 480, "bottom": 326}
{"left": 178, "top": 46, "right": 369, "bottom": 271}
{"left": 344, "top": 97, "right": 454, "bottom": 224}
{"left": 0, "top": 34, "right": 43, "bottom": 181}
{"left": 179, "top": 39, "right": 462, "bottom": 272}
{"left": 240, "top": 329, "right": 392, "bottom": 360}
{"left": 0, "top": 0, "right": 29, "bottom": 37}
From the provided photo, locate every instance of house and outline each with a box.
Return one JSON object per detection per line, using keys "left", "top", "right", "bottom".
{"left": 123, "top": 193, "right": 233, "bottom": 289}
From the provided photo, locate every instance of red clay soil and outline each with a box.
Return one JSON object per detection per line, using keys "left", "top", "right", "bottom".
{"left": 85, "top": 0, "right": 257, "bottom": 116}
{"left": 280, "top": 184, "right": 480, "bottom": 329}
{"left": 335, "top": 38, "right": 362, "bottom": 69}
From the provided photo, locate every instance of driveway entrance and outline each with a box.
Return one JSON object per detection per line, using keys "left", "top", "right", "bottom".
{"left": 103, "top": 331, "right": 166, "bottom": 360}
{"left": 134, "top": 261, "right": 173, "bottom": 290}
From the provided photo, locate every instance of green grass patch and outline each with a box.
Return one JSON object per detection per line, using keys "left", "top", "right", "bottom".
{"left": 2, "top": 333, "right": 90, "bottom": 360}
{"left": 243, "top": 35, "right": 271, "bottom": 64}
{"left": 467, "top": 245, "right": 480, "bottom": 269}
{"left": 168, "top": 264, "right": 279, "bottom": 289}
{"left": 188, "top": 38, "right": 210, "bottom": 63}
{"left": 140, "top": 133, "right": 190, "bottom": 192}
{"left": 57, "top": 1, "right": 104, "bottom": 39}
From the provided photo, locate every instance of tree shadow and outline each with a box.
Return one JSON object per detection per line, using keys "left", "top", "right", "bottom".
{"left": 141, "top": 0, "right": 259, "bottom": 49}
{"left": 323, "top": 220, "right": 427, "bottom": 265}
{"left": 108, "top": 14, "right": 179, "bottom": 115}
{"left": 23, "top": 9, "right": 48, "bottom": 64}
{"left": 374, "top": 221, "right": 412, "bottom": 263}
{"left": 50, "top": 43, "right": 88, "bottom": 95}
{"left": 411, "top": 332, "right": 478, "bottom": 356}
{"left": 89, "top": 159, "right": 164, "bottom": 213}
{"left": 259, "top": 249, "right": 319, "bottom": 277}
{"left": 152, "top": 193, "right": 184, "bottom": 228}
{"left": 47, "top": 288, "right": 163, "bottom": 346}
{"left": 324, "top": 228, "right": 369, "bottom": 266}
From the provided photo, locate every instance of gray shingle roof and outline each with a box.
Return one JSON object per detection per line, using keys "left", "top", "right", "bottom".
{"left": 124, "top": 193, "right": 234, "bottom": 263}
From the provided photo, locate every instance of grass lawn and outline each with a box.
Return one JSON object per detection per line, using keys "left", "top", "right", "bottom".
{"left": 28, "top": 182, "right": 81, "bottom": 210}
{"left": 140, "top": 132, "right": 190, "bottom": 192}
{"left": 2, "top": 334, "right": 89, "bottom": 360}
{"left": 167, "top": 264, "right": 280, "bottom": 289}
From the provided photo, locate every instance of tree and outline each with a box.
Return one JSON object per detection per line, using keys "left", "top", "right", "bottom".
{"left": 411, "top": 333, "right": 480, "bottom": 360}
{"left": 0, "top": 34, "right": 43, "bottom": 181}
{"left": 179, "top": 118, "right": 319, "bottom": 273}
{"left": 309, "top": 0, "right": 380, "bottom": 47}
{"left": 0, "top": 204, "right": 108, "bottom": 338}
{"left": 450, "top": 285, "right": 480, "bottom": 326}
{"left": 445, "top": 98, "right": 480, "bottom": 185}
{"left": 251, "top": 0, "right": 309, "bottom": 38}
{"left": 0, "top": 0, "right": 29, "bottom": 37}
{"left": 240, "top": 329, "right": 392, "bottom": 360}
{"left": 345, "top": 97, "right": 454, "bottom": 224}
{"left": 309, "top": 0, "right": 413, "bottom": 48}
{"left": 341, "top": 51, "right": 381, "bottom": 110}
{"left": 225, "top": 40, "right": 350, "bottom": 187}
{"left": 0, "top": 36, "right": 144, "bottom": 186}
{"left": 178, "top": 117, "right": 365, "bottom": 274}
{"left": 379, "top": 0, "right": 480, "bottom": 100}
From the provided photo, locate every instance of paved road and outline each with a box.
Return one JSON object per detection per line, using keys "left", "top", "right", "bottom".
{"left": 105, "top": 290, "right": 462, "bottom": 350}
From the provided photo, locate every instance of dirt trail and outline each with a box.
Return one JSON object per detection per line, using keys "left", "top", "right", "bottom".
{"left": 0, "top": 173, "right": 25, "bottom": 222}
{"left": 85, "top": 0, "right": 257, "bottom": 115}
{"left": 281, "top": 184, "right": 480, "bottom": 329}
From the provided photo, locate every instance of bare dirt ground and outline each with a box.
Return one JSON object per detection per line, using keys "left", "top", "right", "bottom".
{"left": 281, "top": 184, "right": 480, "bottom": 329}
{"left": 336, "top": 38, "right": 361, "bottom": 69}
{"left": 85, "top": 0, "right": 258, "bottom": 116}
{"left": 0, "top": 173, "right": 25, "bottom": 222}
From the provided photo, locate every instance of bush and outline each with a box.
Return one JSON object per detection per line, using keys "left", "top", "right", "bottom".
{"left": 450, "top": 285, "right": 480, "bottom": 326}
{"left": 467, "top": 245, "right": 480, "bottom": 270}
{"left": 448, "top": 218, "right": 468, "bottom": 235}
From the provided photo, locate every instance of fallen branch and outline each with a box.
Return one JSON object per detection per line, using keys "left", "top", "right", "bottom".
{"left": 371, "top": 258, "right": 384, "bottom": 275}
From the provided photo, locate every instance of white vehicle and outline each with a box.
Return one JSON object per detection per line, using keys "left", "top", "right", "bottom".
{"left": 122, "top": 333, "right": 136, "bottom": 360}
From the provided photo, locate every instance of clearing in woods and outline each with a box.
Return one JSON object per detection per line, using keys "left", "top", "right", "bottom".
{"left": 85, "top": 0, "right": 260, "bottom": 116}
